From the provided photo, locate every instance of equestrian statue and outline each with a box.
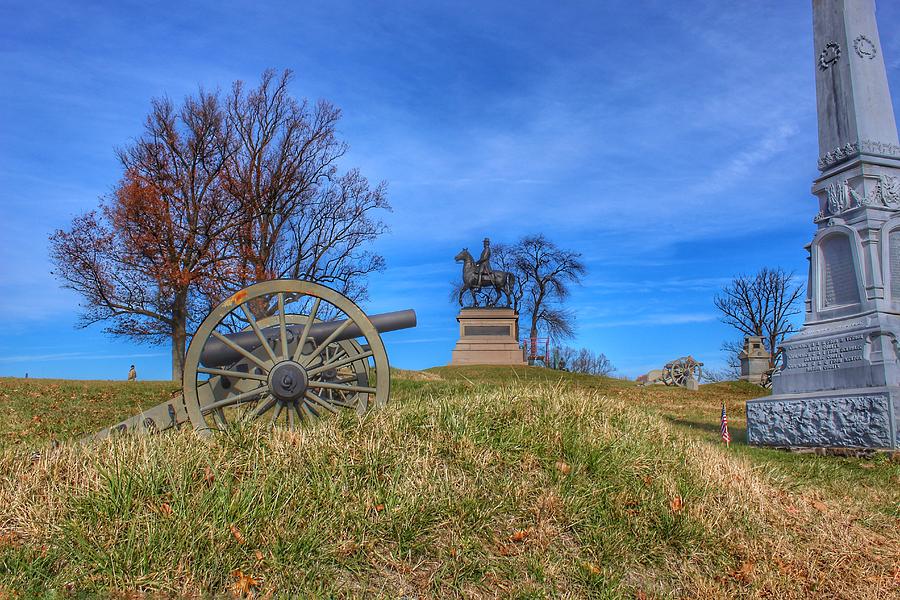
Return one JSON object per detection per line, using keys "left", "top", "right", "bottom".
{"left": 454, "top": 238, "right": 515, "bottom": 307}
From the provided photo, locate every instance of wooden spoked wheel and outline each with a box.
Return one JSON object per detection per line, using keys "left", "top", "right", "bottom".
{"left": 661, "top": 357, "right": 702, "bottom": 387}
{"left": 760, "top": 368, "right": 775, "bottom": 389}
{"left": 182, "top": 280, "right": 389, "bottom": 434}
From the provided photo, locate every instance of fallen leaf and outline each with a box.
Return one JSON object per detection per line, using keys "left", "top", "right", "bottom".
{"left": 254, "top": 549, "right": 264, "bottom": 562}
{"left": 230, "top": 569, "right": 260, "bottom": 597}
{"left": 203, "top": 466, "right": 215, "bottom": 485}
{"left": 555, "top": 461, "right": 571, "bottom": 475}
{"left": 230, "top": 524, "right": 245, "bottom": 544}
{"left": 732, "top": 560, "right": 755, "bottom": 583}
{"left": 669, "top": 495, "right": 684, "bottom": 514}
{"left": 774, "top": 557, "right": 791, "bottom": 574}
{"left": 585, "top": 561, "right": 601, "bottom": 575}
{"left": 374, "top": 504, "right": 385, "bottom": 512}
{"left": 510, "top": 529, "right": 530, "bottom": 542}
{"left": 159, "top": 503, "right": 173, "bottom": 516}
{"left": 811, "top": 500, "right": 827, "bottom": 512}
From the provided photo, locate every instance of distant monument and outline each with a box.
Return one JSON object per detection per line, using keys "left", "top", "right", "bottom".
{"left": 451, "top": 238, "right": 526, "bottom": 365}
{"left": 739, "top": 336, "right": 771, "bottom": 385}
{"left": 747, "top": 0, "right": 900, "bottom": 449}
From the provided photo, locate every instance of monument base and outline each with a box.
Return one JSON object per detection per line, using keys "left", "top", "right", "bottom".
{"left": 747, "top": 387, "right": 899, "bottom": 448}
{"left": 450, "top": 307, "right": 526, "bottom": 366}
{"left": 747, "top": 314, "right": 900, "bottom": 449}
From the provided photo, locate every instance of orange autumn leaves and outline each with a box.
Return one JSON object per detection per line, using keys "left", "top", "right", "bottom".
{"left": 227, "top": 524, "right": 267, "bottom": 597}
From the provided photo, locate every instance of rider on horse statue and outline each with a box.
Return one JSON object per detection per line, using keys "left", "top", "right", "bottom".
{"left": 454, "top": 237, "right": 515, "bottom": 307}
{"left": 475, "top": 238, "right": 493, "bottom": 286}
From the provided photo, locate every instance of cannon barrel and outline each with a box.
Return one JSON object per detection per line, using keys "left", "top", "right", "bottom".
{"left": 200, "top": 309, "right": 417, "bottom": 368}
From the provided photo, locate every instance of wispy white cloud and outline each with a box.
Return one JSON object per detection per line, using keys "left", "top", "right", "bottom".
{"left": 582, "top": 312, "right": 716, "bottom": 329}
{"left": 690, "top": 123, "right": 799, "bottom": 195}
{"left": 0, "top": 351, "right": 165, "bottom": 363}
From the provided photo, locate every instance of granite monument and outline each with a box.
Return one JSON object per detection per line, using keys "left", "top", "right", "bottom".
{"left": 739, "top": 336, "right": 771, "bottom": 385}
{"left": 747, "top": 0, "right": 900, "bottom": 449}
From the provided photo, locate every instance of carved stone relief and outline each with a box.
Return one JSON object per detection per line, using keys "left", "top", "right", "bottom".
{"left": 815, "top": 175, "right": 900, "bottom": 222}
{"left": 818, "top": 42, "right": 841, "bottom": 70}
{"left": 818, "top": 139, "right": 900, "bottom": 171}
{"left": 853, "top": 35, "right": 876, "bottom": 60}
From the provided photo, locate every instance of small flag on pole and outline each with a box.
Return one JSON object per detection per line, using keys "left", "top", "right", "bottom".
{"left": 720, "top": 401, "right": 731, "bottom": 446}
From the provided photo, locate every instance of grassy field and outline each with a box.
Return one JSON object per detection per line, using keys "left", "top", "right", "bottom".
{"left": 0, "top": 367, "right": 898, "bottom": 598}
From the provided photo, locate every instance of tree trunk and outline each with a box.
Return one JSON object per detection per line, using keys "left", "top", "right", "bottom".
{"left": 170, "top": 292, "right": 188, "bottom": 382}
{"left": 529, "top": 317, "right": 539, "bottom": 362}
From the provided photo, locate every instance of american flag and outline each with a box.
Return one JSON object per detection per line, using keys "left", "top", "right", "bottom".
{"left": 720, "top": 401, "right": 731, "bottom": 445}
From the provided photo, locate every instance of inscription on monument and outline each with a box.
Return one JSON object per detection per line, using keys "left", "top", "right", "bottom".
{"left": 784, "top": 334, "right": 865, "bottom": 372}
{"left": 891, "top": 230, "right": 900, "bottom": 301}
{"left": 463, "top": 325, "right": 511, "bottom": 336}
{"left": 821, "top": 234, "right": 860, "bottom": 306}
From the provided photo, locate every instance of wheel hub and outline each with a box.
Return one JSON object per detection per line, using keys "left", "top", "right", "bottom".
{"left": 268, "top": 361, "right": 308, "bottom": 402}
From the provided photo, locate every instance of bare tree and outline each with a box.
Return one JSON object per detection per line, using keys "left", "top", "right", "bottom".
{"left": 559, "top": 346, "right": 615, "bottom": 376}
{"left": 50, "top": 91, "right": 237, "bottom": 380}
{"left": 216, "top": 70, "right": 389, "bottom": 305}
{"left": 714, "top": 267, "right": 803, "bottom": 368}
{"left": 50, "top": 70, "right": 390, "bottom": 380}
{"left": 490, "top": 242, "right": 525, "bottom": 310}
{"left": 514, "top": 235, "right": 586, "bottom": 344}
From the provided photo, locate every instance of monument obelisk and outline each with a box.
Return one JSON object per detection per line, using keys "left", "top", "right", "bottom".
{"left": 747, "top": 0, "right": 900, "bottom": 449}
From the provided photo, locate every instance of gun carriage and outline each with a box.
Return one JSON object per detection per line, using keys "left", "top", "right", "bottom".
{"left": 91, "top": 280, "right": 416, "bottom": 439}
{"left": 660, "top": 356, "right": 703, "bottom": 387}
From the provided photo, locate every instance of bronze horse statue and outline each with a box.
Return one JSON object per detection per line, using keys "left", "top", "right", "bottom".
{"left": 454, "top": 248, "right": 515, "bottom": 307}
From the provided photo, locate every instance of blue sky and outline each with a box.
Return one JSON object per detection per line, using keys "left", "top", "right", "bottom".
{"left": 2, "top": 1, "right": 899, "bottom": 380}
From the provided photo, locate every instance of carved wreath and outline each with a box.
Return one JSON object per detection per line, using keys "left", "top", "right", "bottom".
{"left": 854, "top": 35, "right": 876, "bottom": 60}
{"left": 819, "top": 42, "right": 841, "bottom": 70}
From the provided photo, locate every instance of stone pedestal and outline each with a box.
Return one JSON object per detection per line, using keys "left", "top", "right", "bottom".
{"left": 747, "top": 0, "right": 900, "bottom": 450}
{"left": 450, "top": 308, "right": 526, "bottom": 366}
{"left": 739, "top": 336, "right": 771, "bottom": 384}
{"left": 749, "top": 313, "right": 900, "bottom": 448}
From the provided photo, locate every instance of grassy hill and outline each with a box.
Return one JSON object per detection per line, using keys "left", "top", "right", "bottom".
{"left": 0, "top": 368, "right": 898, "bottom": 598}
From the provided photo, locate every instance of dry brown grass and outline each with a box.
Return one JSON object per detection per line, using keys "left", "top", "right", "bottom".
{"left": 0, "top": 370, "right": 897, "bottom": 598}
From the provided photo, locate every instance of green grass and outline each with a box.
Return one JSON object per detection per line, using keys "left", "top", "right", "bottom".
{"left": 0, "top": 378, "right": 179, "bottom": 447}
{"left": 0, "top": 368, "right": 898, "bottom": 598}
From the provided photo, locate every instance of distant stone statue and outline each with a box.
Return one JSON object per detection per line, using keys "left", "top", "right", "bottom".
{"left": 128, "top": 365, "right": 137, "bottom": 381}
{"left": 454, "top": 238, "right": 515, "bottom": 307}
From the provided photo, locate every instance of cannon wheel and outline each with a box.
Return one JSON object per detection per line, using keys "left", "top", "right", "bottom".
{"left": 203, "top": 315, "right": 371, "bottom": 430}
{"left": 760, "top": 367, "right": 775, "bottom": 389}
{"left": 182, "top": 280, "right": 389, "bottom": 434}
{"left": 661, "top": 358, "right": 702, "bottom": 387}
{"left": 670, "top": 361, "right": 688, "bottom": 387}
{"left": 661, "top": 362, "right": 676, "bottom": 386}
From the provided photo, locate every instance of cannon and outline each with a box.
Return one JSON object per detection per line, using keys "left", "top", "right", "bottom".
{"left": 759, "top": 366, "right": 777, "bottom": 390}
{"left": 637, "top": 355, "right": 703, "bottom": 389}
{"left": 91, "top": 280, "right": 416, "bottom": 439}
{"left": 660, "top": 356, "right": 703, "bottom": 388}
